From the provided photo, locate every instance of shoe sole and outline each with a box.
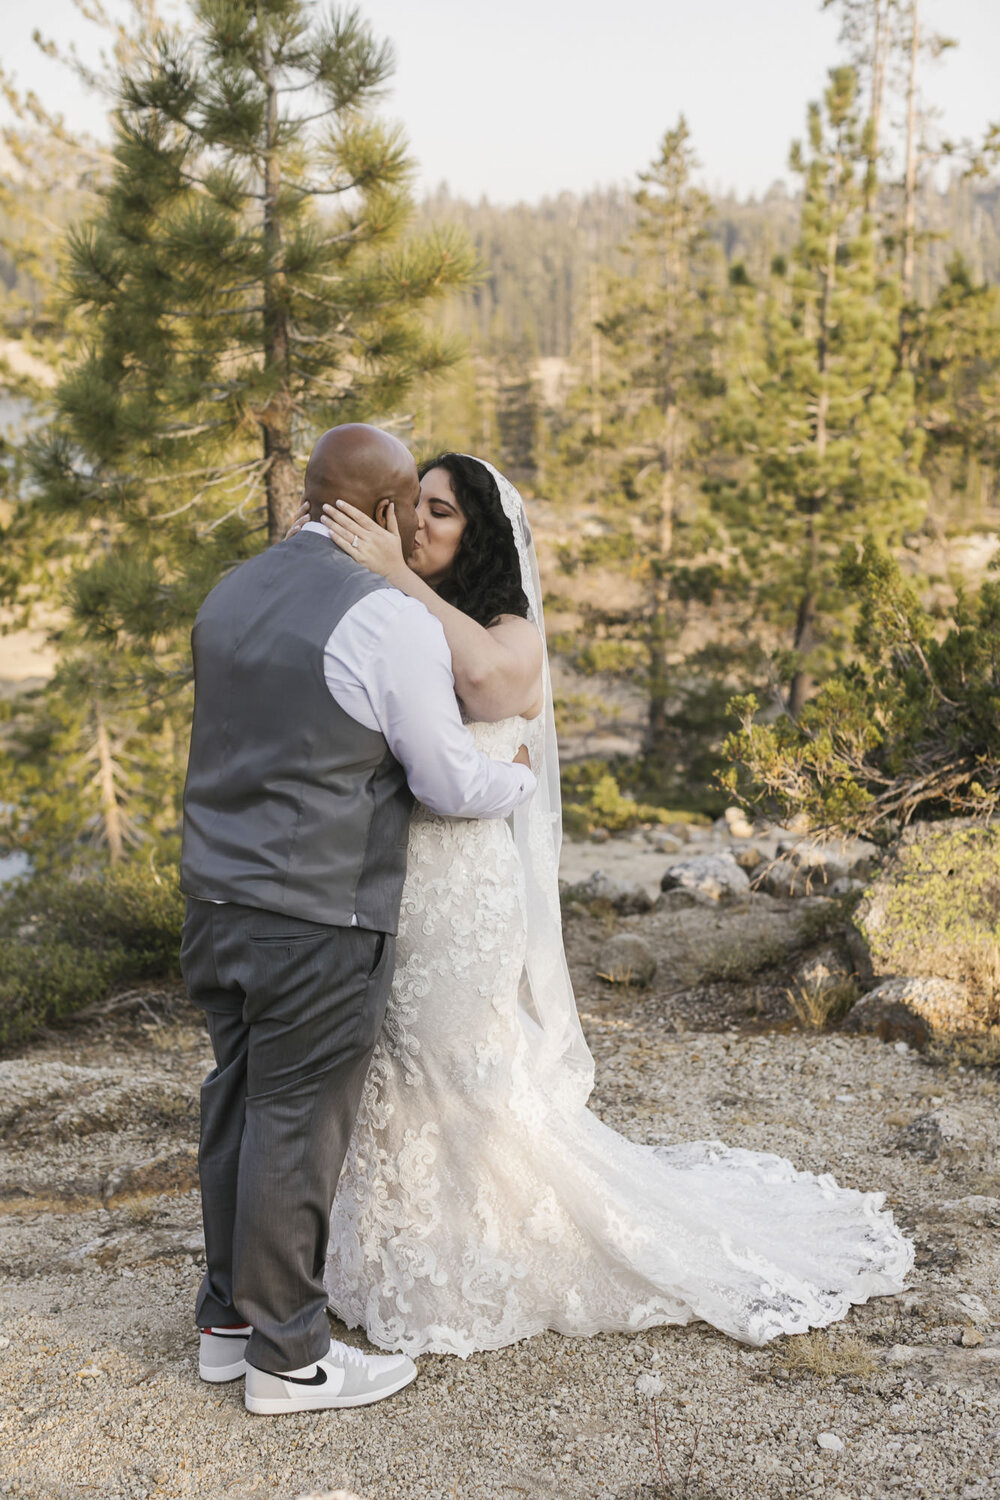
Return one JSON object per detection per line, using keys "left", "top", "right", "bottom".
{"left": 200, "top": 1356, "right": 248, "bottom": 1383}
{"left": 244, "top": 1364, "right": 417, "bottom": 1414}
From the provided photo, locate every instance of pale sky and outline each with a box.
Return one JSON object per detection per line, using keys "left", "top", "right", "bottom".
{"left": 5, "top": 0, "right": 998, "bottom": 202}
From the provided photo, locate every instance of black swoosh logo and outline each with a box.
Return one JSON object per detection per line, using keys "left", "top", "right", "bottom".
{"left": 279, "top": 1367, "right": 328, "bottom": 1387}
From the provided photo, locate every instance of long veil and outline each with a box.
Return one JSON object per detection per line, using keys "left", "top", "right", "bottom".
{"left": 464, "top": 457, "right": 596, "bottom": 1115}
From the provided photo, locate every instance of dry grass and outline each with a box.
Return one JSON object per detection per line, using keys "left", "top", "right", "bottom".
{"left": 928, "top": 1026, "right": 1000, "bottom": 1070}
{"left": 785, "top": 977, "right": 860, "bottom": 1030}
{"left": 772, "top": 1331, "right": 877, "bottom": 1382}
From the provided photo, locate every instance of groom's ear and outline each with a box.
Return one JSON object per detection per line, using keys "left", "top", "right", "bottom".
{"left": 373, "top": 498, "right": 391, "bottom": 529}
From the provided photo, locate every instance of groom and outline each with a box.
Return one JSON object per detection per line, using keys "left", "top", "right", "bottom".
{"left": 179, "top": 424, "right": 536, "bottom": 1415}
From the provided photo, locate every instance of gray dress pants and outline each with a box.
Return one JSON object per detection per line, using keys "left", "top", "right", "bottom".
{"left": 180, "top": 898, "right": 394, "bottom": 1373}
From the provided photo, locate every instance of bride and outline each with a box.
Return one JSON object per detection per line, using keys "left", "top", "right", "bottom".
{"left": 292, "top": 453, "right": 913, "bottom": 1356}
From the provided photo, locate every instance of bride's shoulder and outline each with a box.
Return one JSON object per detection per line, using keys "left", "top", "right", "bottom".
{"left": 488, "top": 613, "right": 543, "bottom": 659}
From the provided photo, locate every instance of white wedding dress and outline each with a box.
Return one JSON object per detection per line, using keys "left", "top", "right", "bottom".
{"left": 325, "top": 709, "right": 914, "bottom": 1356}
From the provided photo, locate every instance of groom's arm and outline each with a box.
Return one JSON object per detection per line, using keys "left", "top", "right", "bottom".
{"left": 325, "top": 590, "right": 536, "bottom": 819}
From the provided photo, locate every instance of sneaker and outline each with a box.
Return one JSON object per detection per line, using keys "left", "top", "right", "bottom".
{"left": 244, "top": 1340, "right": 417, "bottom": 1414}
{"left": 199, "top": 1324, "right": 252, "bottom": 1383}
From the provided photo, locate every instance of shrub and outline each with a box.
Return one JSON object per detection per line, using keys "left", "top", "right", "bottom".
{"left": 0, "top": 856, "right": 184, "bottom": 1053}
{"left": 722, "top": 539, "right": 1000, "bottom": 838}
{"left": 561, "top": 760, "right": 710, "bottom": 837}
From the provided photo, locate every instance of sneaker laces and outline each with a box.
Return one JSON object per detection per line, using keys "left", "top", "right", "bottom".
{"left": 331, "top": 1342, "right": 377, "bottom": 1378}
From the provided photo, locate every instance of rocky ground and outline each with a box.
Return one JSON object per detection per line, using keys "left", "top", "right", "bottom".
{"left": 1, "top": 833, "right": 999, "bottom": 1500}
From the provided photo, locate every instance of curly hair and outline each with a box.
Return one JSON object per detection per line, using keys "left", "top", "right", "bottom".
{"left": 417, "top": 454, "right": 529, "bottom": 628}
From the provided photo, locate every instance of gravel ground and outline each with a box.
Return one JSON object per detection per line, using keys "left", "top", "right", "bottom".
{"left": 1, "top": 850, "right": 999, "bottom": 1500}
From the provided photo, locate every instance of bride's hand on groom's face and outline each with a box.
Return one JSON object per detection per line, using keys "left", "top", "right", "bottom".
{"left": 321, "top": 499, "right": 407, "bottom": 584}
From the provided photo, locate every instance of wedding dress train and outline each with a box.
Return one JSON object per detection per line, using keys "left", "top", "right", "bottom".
{"left": 325, "top": 714, "right": 913, "bottom": 1356}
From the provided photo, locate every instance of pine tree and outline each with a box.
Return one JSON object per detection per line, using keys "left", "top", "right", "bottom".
{"left": 913, "top": 256, "right": 1000, "bottom": 513}
{"left": 4, "top": 0, "right": 477, "bottom": 869}
{"left": 723, "top": 67, "right": 926, "bottom": 718}
{"left": 549, "top": 120, "right": 727, "bottom": 780}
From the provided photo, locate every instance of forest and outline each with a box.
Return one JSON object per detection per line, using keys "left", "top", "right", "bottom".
{"left": 1, "top": 0, "right": 1000, "bottom": 1039}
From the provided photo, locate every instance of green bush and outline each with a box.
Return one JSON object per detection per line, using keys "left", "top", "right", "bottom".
{"left": 722, "top": 539, "right": 1000, "bottom": 838}
{"left": 0, "top": 857, "right": 184, "bottom": 1053}
{"left": 561, "top": 760, "right": 710, "bottom": 837}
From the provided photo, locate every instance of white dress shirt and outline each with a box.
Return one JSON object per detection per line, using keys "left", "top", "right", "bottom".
{"left": 303, "top": 522, "right": 536, "bottom": 818}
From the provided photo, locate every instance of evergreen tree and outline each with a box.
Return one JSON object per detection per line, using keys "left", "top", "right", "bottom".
{"left": 4, "top": 0, "right": 476, "bottom": 868}
{"left": 549, "top": 120, "right": 727, "bottom": 776}
{"left": 723, "top": 67, "right": 926, "bottom": 718}
{"left": 912, "top": 256, "right": 1000, "bottom": 514}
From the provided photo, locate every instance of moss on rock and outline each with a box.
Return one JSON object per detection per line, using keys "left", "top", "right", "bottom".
{"left": 855, "top": 820, "right": 1000, "bottom": 1025}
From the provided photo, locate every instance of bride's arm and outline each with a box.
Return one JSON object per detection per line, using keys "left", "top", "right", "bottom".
{"left": 320, "top": 499, "right": 543, "bottom": 722}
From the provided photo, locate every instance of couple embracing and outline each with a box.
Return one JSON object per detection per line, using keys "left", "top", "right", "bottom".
{"left": 179, "top": 424, "right": 913, "bottom": 1417}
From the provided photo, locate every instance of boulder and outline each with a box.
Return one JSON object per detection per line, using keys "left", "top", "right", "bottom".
{"left": 561, "top": 870, "right": 654, "bottom": 915}
{"left": 854, "top": 821, "right": 1000, "bottom": 1025}
{"left": 659, "top": 852, "right": 751, "bottom": 903}
{"left": 723, "top": 806, "right": 755, "bottom": 840}
{"left": 758, "top": 857, "right": 831, "bottom": 898}
{"left": 655, "top": 886, "right": 717, "bottom": 912}
{"left": 792, "top": 942, "right": 855, "bottom": 996}
{"left": 596, "top": 934, "right": 657, "bottom": 987}
{"left": 664, "top": 822, "right": 693, "bottom": 844}
{"left": 731, "top": 843, "right": 764, "bottom": 873}
{"left": 841, "top": 976, "right": 979, "bottom": 1047}
{"left": 893, "top": 1108, "right": 966, "bottom": 1161}
{"left": 646, "top": 829, "right": 685, "bottom": 856}
{"left": 931, "top": 1196, "right": 1000, "bottom": 1229}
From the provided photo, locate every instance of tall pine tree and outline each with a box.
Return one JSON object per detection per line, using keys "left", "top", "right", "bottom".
{"left": 723, "top": 67, "right": 925, "bottom": 717}
{"left": 550, "top": 120, "right": 727, "bottom": 781}
{"left": 4, "top": 0, "right": 476, "bottom": 869}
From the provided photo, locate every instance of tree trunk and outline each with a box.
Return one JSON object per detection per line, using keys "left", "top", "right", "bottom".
{"left": 259, "top": 35, "right": 298, "bottom": 546}
{"left": 787, "top": 574, "right": 817, "bottom": 719}
{"left": 589, "top": 260, "right": 602, "bottom": 438}
{"left": 93, "top": 700, "right": 124, "bottom": 865}
{"left": 901, "top": 0, "right": 920, "bottom": 317}
{"left": 645, "top": 406, "right": 676, "bottom": 750}
{"left": 864, "top": 0, "right": 889, "bottom": 215}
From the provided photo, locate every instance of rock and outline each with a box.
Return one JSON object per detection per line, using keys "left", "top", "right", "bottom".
{"left": 562, "top": 870, "right": 654, "bottom": 914}
{"left": 731, "top": 844, "right": 764, "bottom": 873}
{"left": 902, "top": 1288, "right": 991, "bottom": 1327}
{"left": 654, "top": 886, "right": 718, "bottom": 912}
{"left": 934, "top": 1196, "right": 1000, "bottom": 1228}
{"left": 842, "top": 976, "right": 979, "bottom": 1047}
{"left": 589, "top": 827, "right": 611, "bottom": 843}
{"left": 892, "top": 1108, "right": 966, "bottom": 1161}
{"left": 596, "top": 934, "right": 657, "bottom": 987}
{"left": 792, "top": 942, "right": 855, "bottom": 996}
{"left": 775, "top": 839, "right": 851, "bottom": 885}
{"left": 829, "top": 876, "right": 866, "bottom": 898}
{"left": 646, "top": 830, "right": 684, "bottom": 856}
{"left": 758, "top": 857, "right": 829, "bottom": 898}
{"left": 960, "top": 1328, "right": 985, "bottom": 1348}
{"left": 659, "top": 852, "right": 751, "bottom": 903}
{"left": 854, "top": 820, "right": 1000, "bottom": 1028}
{"left": 886, "top": 1344, "right": 919, "bottom": 1366}
{"left": 816, "top": 1433, "right": 845, "bottom": 1452}
{"left": 723, "top": 806, "right": 755, "bottom": 840}
{"left": 101, "top": 1149, "right": 200, "bottom": 1207}
{"left": 664, "top": 822, "right": 692, "bottom": 844}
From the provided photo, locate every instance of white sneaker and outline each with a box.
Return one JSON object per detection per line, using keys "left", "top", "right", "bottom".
{"left": 199, "top": 1324, "right": 252, "bottom": 1383}
{"left": 244, "top": 1340, "right": 417, "bottom": 1414}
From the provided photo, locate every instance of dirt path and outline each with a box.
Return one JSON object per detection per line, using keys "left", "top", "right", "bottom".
{"left": 1, "top": 907, "right": 998, "bottom": 1499}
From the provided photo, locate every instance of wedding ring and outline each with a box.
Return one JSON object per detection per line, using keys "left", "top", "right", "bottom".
{"left": 352, "top": 534, "right": 359, "bottom": 549}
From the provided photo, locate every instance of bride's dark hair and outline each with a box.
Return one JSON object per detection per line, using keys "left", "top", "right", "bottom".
{"left": 417, "top": 454, "right": 530, "bottom": 628}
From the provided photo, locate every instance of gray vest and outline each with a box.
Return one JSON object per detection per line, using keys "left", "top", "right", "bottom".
{"left": 180, "top": 531, "right": 413, "bottom": 932}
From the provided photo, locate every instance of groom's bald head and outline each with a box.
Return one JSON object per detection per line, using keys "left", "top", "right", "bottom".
{"left": 303, "top": 425, "right": 419, "bottom": 541}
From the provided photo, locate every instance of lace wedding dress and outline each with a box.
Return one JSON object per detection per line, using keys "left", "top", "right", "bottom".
{"left": 325, "top": 710, "right": 914, "bottom": 1356}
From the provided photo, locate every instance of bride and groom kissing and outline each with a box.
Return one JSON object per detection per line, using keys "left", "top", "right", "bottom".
{"left": 179, "top": 422, "right": 913, "bottom": 1417}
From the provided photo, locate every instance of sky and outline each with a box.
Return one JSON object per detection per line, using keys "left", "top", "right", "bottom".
{"left": 5, "top": 0, "right": 998, "bottom": 203}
